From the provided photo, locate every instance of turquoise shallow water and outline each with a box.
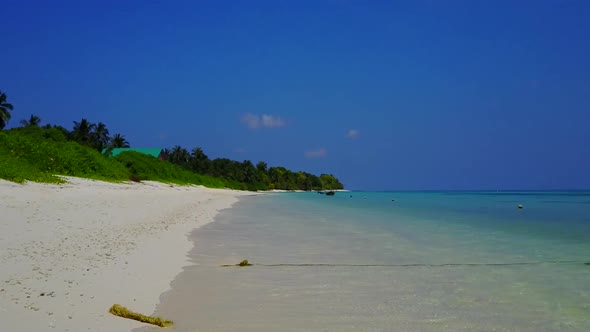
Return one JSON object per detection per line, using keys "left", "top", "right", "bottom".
{"left": 146, "top": 191, "right": 590, "bottom": 331}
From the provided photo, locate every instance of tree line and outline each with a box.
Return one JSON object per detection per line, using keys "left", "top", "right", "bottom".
{"left": 0, "top": 90, "right": 344, "bottom": 191}
{"left": 164, "top": 146, "right": 343, "bottom": 191}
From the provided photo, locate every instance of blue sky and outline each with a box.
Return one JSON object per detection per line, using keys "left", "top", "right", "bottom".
{"left": 2, "top": 0, "right": 589, "bottom": 190}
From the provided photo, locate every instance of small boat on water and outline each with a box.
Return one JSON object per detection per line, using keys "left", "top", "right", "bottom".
{"left": 325, "top": 191, "right": 335, "bottom": 196}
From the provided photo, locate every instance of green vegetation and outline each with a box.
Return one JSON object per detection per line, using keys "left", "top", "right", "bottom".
{"left": 0, "top": 90, "right": 13, "bottom": 130}
{"left": 109, "top": 304, "right": 173, "bottom": 327}
{"left": 0, "top": 129, "right": 237, "bottom": 187}
{"left": 164, "top": 147, "right": 344, "bottom": 191}
{"left": 114, "top": 151, "right": 228, "bottom": 187}
{"left": 0, "top": 130, "right": 129, "bottom": 183}
{"left": 0, "top": 151, "right": 64, "bottom": 184}
{"left": 20, "top": 114, "right": 41, "bottom": 127}
{"left": 0, "top": 89, "right": 344, "bottom": 190}
{"left": 110, "top": 133, "right": 130, "bottom": 148}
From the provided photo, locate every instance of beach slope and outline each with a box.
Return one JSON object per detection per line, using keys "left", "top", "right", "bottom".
{"left": 0, "top": 177, "right": 246, "bottom": 331}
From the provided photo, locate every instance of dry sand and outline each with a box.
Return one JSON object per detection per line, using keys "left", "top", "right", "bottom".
{"left": 0, "top": 177, "right": 250, "bottom": 331}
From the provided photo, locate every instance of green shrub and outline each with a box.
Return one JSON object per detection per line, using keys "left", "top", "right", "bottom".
{"left": 0, "top": 152, "right": 64, "bottom": 184}
{"left": 0, "top": 129, "right": 253, "bottom": 189}
{"left": 8, "top": 126, "right": 69, "bottom": 142}
{"left": 0, "top": 130, "right": 129, "bottom": 183}
{"left": 113, "top": 151, "right": 229, "bottom": 187}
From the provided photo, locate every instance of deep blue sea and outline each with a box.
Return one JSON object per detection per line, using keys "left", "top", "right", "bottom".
{"left": 148, "top": 191, "right": 590, "bottom": 332}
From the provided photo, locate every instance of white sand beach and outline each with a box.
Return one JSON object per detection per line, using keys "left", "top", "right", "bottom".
{"left": 0, "top": 177, "right": 249, "bottom": 331}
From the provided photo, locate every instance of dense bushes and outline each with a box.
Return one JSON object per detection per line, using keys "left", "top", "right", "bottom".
{"left": 166, "top": 147, "right": 345, "bottom": 190}
{"left": 0, "top": 130, "right": 252, "bottom": 189}
{"left": 0, "top": 152, "right": 63, "bottom": 183}
{"left": 0, "top": 127, "right": 344, "bottom": 190}
{"left": 113, "top": 151, "right": 230, "bottom": 187}
{"left": 0, "top": 130, "right": 129, "bottom": 183}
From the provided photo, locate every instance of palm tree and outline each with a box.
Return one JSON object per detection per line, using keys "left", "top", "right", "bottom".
{"left": 72, "top": 118, "right": 96, "bottom": 145}
{"left": 20, "top": 114, "right": 42, "bottom": 127}
{"left": 169, "top": 145, "right": 191, "bottom": 166}
{"left": 161, "top": 148, "right": 171, "bottom": 161}
{"left": 110, "top": 133, "right": 130, "bottom": 148}
{"left": 190, "top": 147, "right": 209, "bottom": 173}
{"left": 92, "top": 122, "right": 110, "bottom": 151}
{"left": 191, "top": 147, "right": 209, "bottom": 162}
{"left": 0, "top": 90, "right": 14, "bottom": 130}
{"left": 256, "top": 161, "right": 270, "bottom": 186}
{"left": 256, "top": 161, "right": 268, "bottom": 173}
{"left": 241, "top": 160, "right": 258, "bottom": 183}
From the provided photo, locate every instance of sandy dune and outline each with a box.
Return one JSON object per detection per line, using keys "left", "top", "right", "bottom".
{"left": 0, "top": 177, "right": 248, "bottom": 331}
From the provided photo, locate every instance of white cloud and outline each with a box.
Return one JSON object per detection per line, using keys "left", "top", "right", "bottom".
{"left": 241, "top": 113, "right": 286, "bottom": 129}
{"left": 241, "top": 113, "right": 260, "bottom": 129}
{"left": 305, "top": 148, "right": 327, "bottom": 158}
{"left": 261, "top": 114, "right": 285, "bottom": 128}
{"left": 346, "top": 129, "right": 359, "bottom": 139}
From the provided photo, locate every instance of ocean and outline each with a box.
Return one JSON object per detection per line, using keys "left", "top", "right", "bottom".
{"left": 141, "top": 191, "right": 590, "bottom": 331}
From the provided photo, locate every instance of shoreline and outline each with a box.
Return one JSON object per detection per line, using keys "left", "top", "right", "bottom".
{"left": 0, "top": 177, "right": 252, "bottom": 331}
{"left": 262, "top": 189, "right": 350, "bottom": 193}
{"left": 126, "top": 190, "right": 590, "bottom": 331}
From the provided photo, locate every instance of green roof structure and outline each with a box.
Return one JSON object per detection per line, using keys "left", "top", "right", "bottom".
{"left": 103, "top": 148, "right": 164, "bottom": 158}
